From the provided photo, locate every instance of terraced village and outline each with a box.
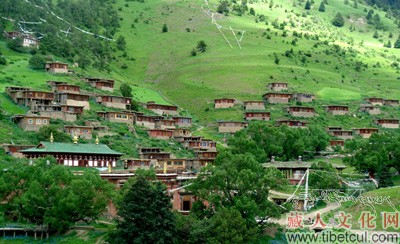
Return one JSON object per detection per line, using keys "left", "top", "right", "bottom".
{"left": 0, "top": 0, "right": 400, "bottom": 243}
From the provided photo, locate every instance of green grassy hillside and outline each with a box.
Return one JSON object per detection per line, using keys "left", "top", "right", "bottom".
{"left": 0, "top": 0, "right": 399, "bottom": 142}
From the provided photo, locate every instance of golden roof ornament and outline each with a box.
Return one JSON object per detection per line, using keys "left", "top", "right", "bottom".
{"left": 73, "top": 133, "right": 79, "bottom": 144}
{"left": 50, "top": 132, "right": 54, "bottom": 143}
{"left": 95, "top": 135, "right": 99, "bottom": 145}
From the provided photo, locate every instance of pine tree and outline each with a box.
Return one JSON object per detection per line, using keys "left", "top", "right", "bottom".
{"left": 394, "top": 38, "right": 400, "bottom": 49}
{"left": 305, "top": 0, "right": 311, "bottom": 10}
{"left": 318, "top": 2, "right": 325, "bottom": 12}
{"left": 332, "top": 13, "right": 345, "bottom": 27}
{"left": 162, "top": 24, "right": 168, "bottom": 33}
{"left": 109, "top": 175, "right": 175, "bottom": 244}
{"left": 373, "top": 30, "right": 379, "bottom": 39}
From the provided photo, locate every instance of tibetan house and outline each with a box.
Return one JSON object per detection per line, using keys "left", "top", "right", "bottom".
{"left": 147, "top": 129, "right": 173, "bottom": 140}
{"left": 172, "top": 116, "right": 192, "bottom": 127}
{"left": 97, "top": 111, "right": 135, "bottom": 124}
{"left": 267, "top": 82, "right": 288, "bottom": 91}
{"left": 244, "top": 111, "right": 270, "bottom": 121}
{"left": 139, "top": 147, "right": 171, "bottom": 160}
{"left": 326, "top": 126, "right": 343, "bottom": 132}
{"left": 155, "top": 118, "right": 176, "bottom": 129}
{"left": 292, "top": 93, "right": 315, "bottom": 103}
{"left": 383, "top": 99, "right": 399, "bottom": 107}
{"left": 218, "top": 121, "right": 248, "bottom": 133}
{"left": 359, "top": 104, "right": 381, "bottom": 115}
{"left": 96, "top": 95, "right": 131, "bottom": 110}
{"left": 243, "top": 100, "right": 265, "bottom": 111}
{"left": 276, "top": 119, "right": 308, "bottom": 128}
{"left": 214, "top": 98, "right": 235, "bottom": 109}
{"left": 64, "top": 125, "right": 94, "bottom": 139}
{"left": 353, "top": 128, "right": 379, "bottom": 139}
{"left": 328, "top": 130, "right": 354, "bottom": 140}
{"left": 324, "top": 105, "right": 349, "bottom": 115}
{"left": 7, "top": 89, "right": 54, "bottom": 108}
{"left": 33, "top": 104, "right": 84, "bottom": 122}
{"left": 45, "top": 62, "right": 68, "bottom": 74}
{"left": 84, "top": 78, "right": 115, "bottom": 92}
{"left": 21, "top": 141, "right": 123, "bottom": 167}
{"left": 145, "top": 102, "right": 178, "bottom": 115}
{"left": 329, "top": 140, "right": 345, "bottom": 149}
{"left": 55, "top": 92, "right": 90, "bottom": 110}
{"left": 172, "top": 128, "right": 192, "bottom": 138}
{"left": 51, "top": 83, "right": 80, "bottom": 94}
{"left": 135, "top": 114, "right": 162, "bottom": 129}
{"left": 285, "top": 106, "right": 316, "bottom": 117}
{"left": 263, "top": 92, "right": 293, "bottom": 104}
{"left": 364, "top": 97, "right": 384, "bottom": 106}
{"left": 375, "top": 119, "right": 399, "bottom": 129}
{"left": 12, "top": 114, "right": 50, "bottom": 132}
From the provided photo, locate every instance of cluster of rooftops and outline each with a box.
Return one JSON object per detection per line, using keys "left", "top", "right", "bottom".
{"left": 214, "top": 82, "right": 399, "bottom": 146}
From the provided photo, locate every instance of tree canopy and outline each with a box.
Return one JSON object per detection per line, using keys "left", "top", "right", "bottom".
{"left": 108, "top": 172, "right": 175, "bottom": 244}
{"left": 0, "top": 156, "right": 114, "bottom": 232}
{"left": 186, "top": 151, "right": 287, "bottom": 242}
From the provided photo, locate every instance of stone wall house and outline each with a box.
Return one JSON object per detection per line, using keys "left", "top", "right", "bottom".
{"left": 172, "top": 116, "right": 192, "bottom": 127}
{"left": 364, "top": 97, "right": 384, "bottom": 106}
{"left": 324, "top": 105, "right": 349, "bottom": 115}
{"left": 218, "top": 121, "right": 248, "bottom": 133}
{"left": 276, "top": 119, "right": 308, "bottom": 128}
{"left": 84, "top": 78, "right": 115, "bottom": 92}
{"left": 55, "top": 92, "right": 90, "bottom": 110}
{"left": 34, "top": 104, "right": 84, "bottom": 122}
{"left": 155, "top": 118, "right": 176, "bottom": 130}
{"left": 147, "top": 129, "right": 173, "bottom": 140}
{"left": 353, "top": 128, "right": 379, "bottom": 139}
{"left": 375, "top": 119, "right": 399, "bottom": 129}
{"left": 214, "top": 98, "right": 235, "bottom": 109}
{"left": 51, "top": 84, "right": 81, "bottom": 94}
{"left": 64, "top": 125, "right": 94, "bottom": 139}
{"left": 292, "top": 93, "right": 315, "bottom": 103}
{"left": 135, "top": 114, "right": 161, "bottom": 129}
{"left": 285, "top": 106, "right": 316, "bottom": 117}
{"left": 243, "top": 100, "right": 265, "bottom": 110}
{"left": 145, "top": 102, "right": 178, "bottom": 115}
{"left": 328, "top": 130, "right": 354, "bottom": 140}
{"left": 360, "top": 104, "right": 381, "bottom": 115}
{"left": 263, "top": 92, "right": 293, "bottom": 104}
{"left": 244, "top": 111, "right": 270, "bottom": 121}
{"left": 45, "top": 62, "right": 68, "bottom": 74}
{"left": 96, "top": 95, "right": 131, "bottom": 110}
{"left": 97, "top": 111, "right": 135, "bottom": 124}
{"left": 8, "top": 89, "right": 55, "bottom": 108}
{"left": 383, "top": 99, "right": 399, "bottom": 107}
{"left": 12, "top": 114, "right": 50, "bottom": 132}
{"left": 2, "top": 144, "right": 35, "bottom": 158}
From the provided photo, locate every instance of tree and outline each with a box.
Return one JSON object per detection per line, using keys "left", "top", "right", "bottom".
{"left": 0, "top": 157, "right": 114, "bottom": 233}
{"left": 29, "top": 54, "right": 46, "bottom": 69}
{"left": 116, "top": 35, "right": 126, "bottom": 51}
{"left": 217, "top": 1, "right": 229, "bottom": 14}
{"left": 305, "top": 0, "right": 311, "bottom": 10}
{"left": 7, "top": 37, "right": 24, "bottom": 52}
{"left": 332, "top": 13, "right": 345, "bottom": 27}
{"left": 119, "top": 83, "right": 132, "bottom": 98}
{"left": 0, "top": 56, "right": 6, "bottom": 65}
{"left": 353, "top": 0, "right": 358, "bottom": 8}
{"left": 318, "top": 2, "right": 325, "bottom": 12}
{"left": 189, "top": 151, "right": 287, "bottom": 242}
{"left": 190, "top": 48, "right": 197, "bottom": 56}
{"left": 394, "top": 38, "right": 400, "bottom": 48}
{"left": 373, "top": 30, "right": 379, "bottom": 38}
{"left": 249, "top": 7, "right": 255, "bottom": 15}
{"left": 108, "top": 174, "right": 175, "bottom": 244}
{"left": 344, "top": 133, "right": 400, "bottom": 184}
{"left": 196, "top": 40, "right": 207, "bottom": 52}
{"left": 162, "top": 23, "right": 168, "bottom": 33}
{"left": 35, "top": 125, "right": 71, "bottom": 143}
{"left": 309, "top": 161, "right": 341, "bottom": 192}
